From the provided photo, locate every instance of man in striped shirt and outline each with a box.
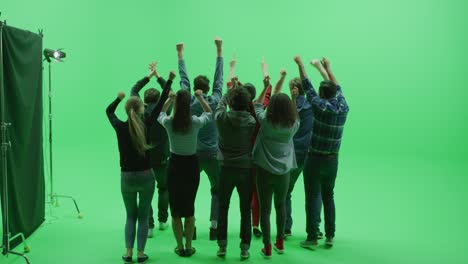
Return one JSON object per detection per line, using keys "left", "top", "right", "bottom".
{"left": 294, "top": 56, "right": 349, "bottom": 248}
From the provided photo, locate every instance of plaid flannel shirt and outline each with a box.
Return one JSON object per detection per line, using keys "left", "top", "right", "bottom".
{"left": 302, "top": 78, "right": 349, "bottom": 154}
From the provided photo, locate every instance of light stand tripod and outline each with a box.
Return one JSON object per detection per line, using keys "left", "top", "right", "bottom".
{"left": 44, "top": 54, "right": 83, "bottom": 219}
{"left": 0, "top": 19, "right": 31, "bottom": 264}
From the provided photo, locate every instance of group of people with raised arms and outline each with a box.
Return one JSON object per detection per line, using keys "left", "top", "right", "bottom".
{"left": 106, "top": 37, "right": 349, "bottom": 263}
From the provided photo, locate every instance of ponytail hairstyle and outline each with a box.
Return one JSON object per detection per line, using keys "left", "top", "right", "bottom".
{"left": 172, "top": 89, "right": 192, "bottom": 134}
{"left": 125, "top": 96, "right": 151, "bottom": 156}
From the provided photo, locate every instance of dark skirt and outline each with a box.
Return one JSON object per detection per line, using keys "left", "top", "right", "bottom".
{"left": 167, "top": 153, "right": 200, "bottom": 217}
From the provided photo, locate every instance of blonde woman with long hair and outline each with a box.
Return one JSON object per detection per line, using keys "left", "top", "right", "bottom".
{"left": 106, "top": 70, "right": 175, "bottom": 264}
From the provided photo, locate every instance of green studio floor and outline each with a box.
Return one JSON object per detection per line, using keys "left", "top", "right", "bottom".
{"left": 2, "top": 152, "right": 467, "bottom": 264}
{"left": 2, "top": 0, "right": 468, "bottom": 263}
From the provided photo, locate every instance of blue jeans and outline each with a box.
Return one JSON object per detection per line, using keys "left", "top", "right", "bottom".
{"left": 285, "top": 152, "right": 322, "bottom": 232}
{"left": 198, "top": 153, "right": 220, "bottom": 222}
{"left": 303, "top": 152, "right": 338, "bottom": 240}
{"left": 121, "top": 170, "right": 155, "bottom": 251}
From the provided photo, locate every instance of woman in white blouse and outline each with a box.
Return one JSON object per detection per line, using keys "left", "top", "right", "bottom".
{"left": 157, "top": 88, "right": 212, "bottom": 257}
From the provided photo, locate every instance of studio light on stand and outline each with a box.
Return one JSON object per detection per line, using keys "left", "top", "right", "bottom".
{"left": 43, "top": 48, "right": 83, "bottom": 219}
{"left": 43, "top": 48, "right": 66, "bottom": 62}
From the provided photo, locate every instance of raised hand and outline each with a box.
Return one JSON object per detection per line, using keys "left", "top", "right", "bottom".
{"left": 176, "top": 43, "right": 184, "bottom": 52}
{"left": 168, "top": 71, "right": 176, "bottom": 81}
{"left": 118, "top": 92, "right": 125, "bottom": 100}
{"left": 176, "top": 43, "right": 185, "bottom": 60}
{"left": 310, "top": 59, "right": 322, "bottom": 68}
{"left": 321, "top": 57, "right": 337, "bottom": 85}
{"left": 294, "top": 55, "right": 307, "bottom": 80}
{"left": 195, "top": 89, "right": 204, "bottom": 97}
{"left": 230, "top": 76, "right": 242, "bottom": 89}
{"left": 149, "top": 61, "right": 157, "bottom": 71}
{"left": 311, "top": 59, "right": 330, "bottom": 80}
{"left": 215, "top": 37, "right": 223, "bottom": 57}
{"left": 230, "top": 77, "right": 237, "bottom": 89}
{"left": 229, "top": 53, "right": 237, "bottom": 81}
{"left": 261, "top": 57, "right": 269, "bottom": 78}
{"left": 148, "top": 61, "right": 157, "bottom": 77}
{"left": 280, "top": 69, "right": 287, "bottom": 77}
{"left": 274, "top": 69, "right": 287, "bottom": 94}
{"left": 294, "top": 55, "right": 304, "bottom": 65}
{"left": 321, "top": 57, "right": 330, "bottom": 69}
{"left": 230, "top": 53, "right": 236, "bottom": 68}
{"left": 214, "top": 37, "right": 223, "bottom": 49}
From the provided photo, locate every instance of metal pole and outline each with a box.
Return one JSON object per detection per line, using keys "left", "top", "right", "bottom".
{"left": 48, "top": 61, "right": 53, "bottom": 204}
{"left": 46, "top": 55, "right": 82, "bottom": 218}
{"left": 0, "top": 18, "right": 9, "bottom": 257}
{"left": 1, "top": 122, "right": 11, "bottom": 255}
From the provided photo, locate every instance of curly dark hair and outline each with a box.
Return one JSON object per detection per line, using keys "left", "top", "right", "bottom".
{"left": 242, "top": 83, "right": 256, "bottom": 102}
{"left": 266, "top": 93, "right": 296, "bottom": 128}
{"left": 172, "top": 90, "right": 192, "bottom": 134}
{"left": 228, "top": 87, "right": 251, "bottom": 111}
{"left": 194, "top": 75, "right": 210, "bottom": 93}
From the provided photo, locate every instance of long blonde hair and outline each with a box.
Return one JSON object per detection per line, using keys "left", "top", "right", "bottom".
{"left": 125, "top": 96, "right": 150, "bottom": 156}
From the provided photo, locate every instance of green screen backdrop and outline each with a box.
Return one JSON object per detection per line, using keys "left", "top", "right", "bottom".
{"left": 1, "top": 0, "right": 467, "bottom": 263}
{"left": 0, "top": 23, "right": 44, "bottom": 253}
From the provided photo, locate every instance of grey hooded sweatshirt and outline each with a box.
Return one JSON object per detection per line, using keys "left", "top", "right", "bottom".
{"left": 215, "top": 94, "right": 256, "bottom": 168}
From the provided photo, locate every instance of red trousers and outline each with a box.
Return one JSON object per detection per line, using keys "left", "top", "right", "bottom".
{"left": 251, "top": 169, "right": 260, "bottom": 227}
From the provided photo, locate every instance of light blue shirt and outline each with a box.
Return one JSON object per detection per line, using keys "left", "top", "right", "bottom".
{"left": 157, "top": 112, "right": 212, "bottom": 156}
{"left": 252, "top": 103, "right": 300, "bottom": 175}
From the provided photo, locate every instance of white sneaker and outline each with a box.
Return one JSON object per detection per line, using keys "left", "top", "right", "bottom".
{"left": 159, "top": 222, "right": 168, "bottom": 231}
{"left": 300, "top": 239, "right": 318, "bottom": 249}
{"left": 240, "top": 249, "right": 249, "bottom": 260}
{"left": 147, "top": 228, "right": 154, "bottom": 238}
{"left": 325, "top": 237, "right": 334, "bottom": 247}
{"left": 217, "top": 247, "right": 226, "bottom": 257}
